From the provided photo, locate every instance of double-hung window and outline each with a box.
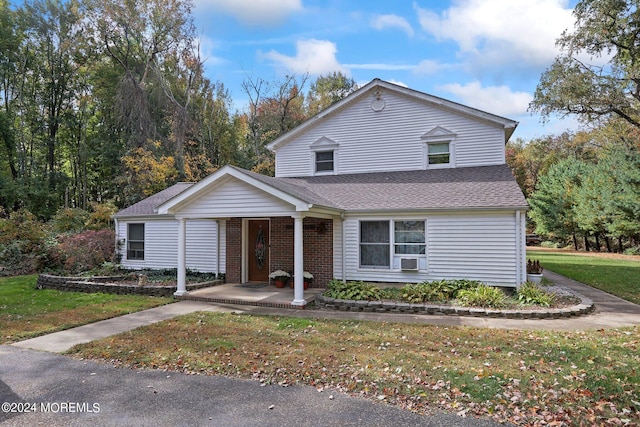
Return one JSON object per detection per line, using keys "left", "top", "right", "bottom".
{"left": 394, "top": 221, "right": 426, "bottom": 255}
{"left": 359, "top": 220, "right": 426, "bottom": 269}
{"left": 359, "top": 221, "right": 390, "bottom": 268}
{"left": 427, "top": 142, "right": 450, "bottom": 165}
{"left": 127, "top": 223, "right": 145, "bottom": 260}
{"left": 315, "top": 150, "right": 334, "bottom": 173}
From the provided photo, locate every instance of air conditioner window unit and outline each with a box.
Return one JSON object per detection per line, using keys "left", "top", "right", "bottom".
{"left": 400, "top": 257, "right": 419, "bottom": 271}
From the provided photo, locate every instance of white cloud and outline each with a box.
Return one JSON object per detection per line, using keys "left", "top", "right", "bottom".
{"left": 439, "top": 80, "right": 533, "bottom": 117}
{"left": 371, "top": 14, "right": 414, "bottom": 37}
{"left": 415, "top": 0, "right": 574, "bottom": 68}
{"left": 195, "top": 35, "right": 226, "bottom": 67}
{"left": 198, "top": 0, "right": 302, "bottom": 27}
{"left": 263, "top": 39, "right": 348, "bottom": 75}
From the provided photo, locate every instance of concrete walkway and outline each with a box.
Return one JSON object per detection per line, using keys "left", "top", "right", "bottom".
{"left": 11, "top": 271, "right": 640, "bottom": 354}
{"left": 11, "top": 301, "right": 240, "bottom": 353}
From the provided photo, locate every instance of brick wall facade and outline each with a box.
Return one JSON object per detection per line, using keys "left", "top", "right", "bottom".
{"left": 226, "top": 218, "right": 243, "bottom": 283}
{"left": 225, "top": 216, "right": 334, "bottom": 287}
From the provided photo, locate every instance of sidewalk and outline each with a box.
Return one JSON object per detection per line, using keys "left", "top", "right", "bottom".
{"left": 11, "top": 271, "right": 640, "bottom": 354}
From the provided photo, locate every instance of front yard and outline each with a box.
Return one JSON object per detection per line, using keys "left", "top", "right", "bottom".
{"left": 3, "top": 250, "right": 640, "bottom": 425}
{"left": 0, "top": 275, "right": 172, "bottom": 344}
{"left": 68, "top": 312, "right": 640, "bottom": 425}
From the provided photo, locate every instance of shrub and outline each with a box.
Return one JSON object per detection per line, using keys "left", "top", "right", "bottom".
{"left": 400, "top": 279, "right": 481, "bottom": 303}
{"left": 85, "top": 202, "right": 117, "bottom": 230}
{"left": 457, "top": 285, "right": 507, "bottom": 308}
{"left": 517, "top": 282, "right": 556, "bottom": 307}
{"left": 623, "top": 246, "right": 640, "bottom": 256}
{"left": 47, "top": 229, "right": 115, "bottom": 273}
{"left": 0, "top": 208, "right": 47, "bottom": 253}
{"left": 324, "top": 279, "right": 382, "bottom": 301}
{"left": 52, "top": 208, "right": 90, "bottom": 233}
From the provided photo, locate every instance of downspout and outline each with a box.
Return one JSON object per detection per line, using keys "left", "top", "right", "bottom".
{"left": 341, "top": 212, "right": 346, "bottom": 283}
{"left": 113, "top": 218, "right": 120, "bottom": 263}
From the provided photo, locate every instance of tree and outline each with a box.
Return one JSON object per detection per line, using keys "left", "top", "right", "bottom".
{"left": 530, "top": 0, "right": 640, "bottom": 128}
{"left": 88, "top": 0, "right": 196, "bottom": 150}
{"left": 528, "top": 157, "right": 589, "bottom": 249}
{"left": 0, "top": 0, "right": 22, "bottom": 181}
{"left": 241, "top": 73, "right": 309, "bottom": 173}
{"left": 306, "top": 71, "right": 357, "bottom": 116}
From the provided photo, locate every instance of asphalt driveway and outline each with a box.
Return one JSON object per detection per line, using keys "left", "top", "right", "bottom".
{"left": 0, "top": 345, "right": 504, "bottom": 427}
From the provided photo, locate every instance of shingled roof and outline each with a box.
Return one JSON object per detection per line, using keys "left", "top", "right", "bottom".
{"left": 114, "top": 182, "right": 194, "bottom": 217}
{"left": 116, "top": 165, "right": 527, "bottom": 218}
{"left": 235, "top": 164, "right": 527, "bottom": 212}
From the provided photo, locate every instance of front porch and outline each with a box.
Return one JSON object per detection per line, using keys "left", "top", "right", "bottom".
{"left": 175, "top": 282, "right": 325, "bottom": 309}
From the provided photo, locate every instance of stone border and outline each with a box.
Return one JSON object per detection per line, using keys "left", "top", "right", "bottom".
{"left": 314, "top": 293, "right": 595, "bottom": 319}
{"left": 36, "top": 273, "right": 222, "bottom": 298}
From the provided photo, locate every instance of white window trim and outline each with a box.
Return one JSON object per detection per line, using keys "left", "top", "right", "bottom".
{"left": 358, "top": 219, "right": 427, "bottom": 271}
{"left": 127, "top": 223, "right": 145, "bottom": 261}
{"left": 314, "top": 150, "right": 336, "bottom": 175}
{"left": 310, "top": 136, "right": 339, "bottom": 175}
{"left": 421, "top": 126, "right": 456, "bottom": 169}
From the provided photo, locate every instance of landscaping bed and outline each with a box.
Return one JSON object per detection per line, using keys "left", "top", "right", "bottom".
{"left": 37, "top": 268, "right": 223, "bottom": 297}
{"left": 315, "top": 279, "right": 592, "bottom": 319}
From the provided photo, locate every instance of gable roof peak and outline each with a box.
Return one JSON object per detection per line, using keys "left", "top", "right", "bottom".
{"left": 267, "top": 78, "right": 518, "bottom": 151}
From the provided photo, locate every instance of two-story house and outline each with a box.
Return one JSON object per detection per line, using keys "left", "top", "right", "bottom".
{"left": 113, "top": 79, "right": 528, "bottom": 306}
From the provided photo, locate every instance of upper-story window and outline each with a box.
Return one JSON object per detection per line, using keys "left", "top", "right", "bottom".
{"left": 315, "top": 151, "right": 334, "bottom": 172}
{"left": 421, "top": 126, "right": 456, "bottom": 169}
{"left": 427, "top": 142, "right": 450, "bottom": 165}
{"left": 310, "top": 136, "right": 339, "bottom": 175}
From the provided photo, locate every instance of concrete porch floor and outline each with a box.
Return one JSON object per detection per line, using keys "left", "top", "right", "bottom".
{"left": 176, "top": 282, "right": 325, "bottom": 309}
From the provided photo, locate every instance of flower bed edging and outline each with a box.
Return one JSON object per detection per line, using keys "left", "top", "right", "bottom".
{"left": 314, "top": 294, "right": 595, "bottom": 320}
{"left": 36, "top": 273, "right": 222, "bottom": 297}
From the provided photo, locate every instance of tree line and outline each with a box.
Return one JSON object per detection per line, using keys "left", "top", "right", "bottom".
{"left": 1, "top": 0, "right": 639, "bottom": 256}
{"left": 0, "top": 0, "right": 356, "bottom": 220}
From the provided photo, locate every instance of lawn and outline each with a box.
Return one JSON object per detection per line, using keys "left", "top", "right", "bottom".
{"left": 527, "top": 249, "right": 640, "bottom": 304}
{"left": 0, "top": 275, "right": 173, "bottom": 343}
{"left": 69, "top": 312, "right": 640, "bottom": 426}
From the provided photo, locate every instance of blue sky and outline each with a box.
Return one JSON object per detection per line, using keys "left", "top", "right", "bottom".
{"left": 192, "top": 0, "right": 581, "bottom": 140}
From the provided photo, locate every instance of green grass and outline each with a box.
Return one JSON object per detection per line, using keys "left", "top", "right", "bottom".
{"left": 0, "top": 275, "right": 173, "bottom": 343}
{"left": 69, "top": 312, "right": 640, "bottom": 425}
{"left": 527, "top": 250, "right": 640, "bottom": 304}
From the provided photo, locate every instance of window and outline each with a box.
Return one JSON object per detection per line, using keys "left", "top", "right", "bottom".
{"left": 427, "top": 142, "right": 450, "bottom": 165}
{"left": 359, "top": 220, "right": 426, "bottom": 269}
{"left": 315, "top": 150, "right": 334, "bottom": 172}
{"left": 127, "top": 223, "right": 145, "bottom": 260}
{"left": 394, "top": 221, "right": 426, "bottom": 255}
{"left": 360, "top": 221, "right": 390, "bottom": 268}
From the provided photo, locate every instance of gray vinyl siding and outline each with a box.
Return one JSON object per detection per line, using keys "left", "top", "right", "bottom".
{"left": 342, "top": 211, "right": 519, "bottom": 286}
{"left": 175, "top": 177, "right": 295, "bottom": 218}
{"left": 275, "top": 91, "right": 505, "bottom": 178}
{"left": 117, "top": 219, "right": 223, "bottom": 273}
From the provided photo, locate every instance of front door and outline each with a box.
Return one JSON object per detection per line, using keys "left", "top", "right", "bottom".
{"left": 248, "top": 220, "right": 269, "bottom": 282}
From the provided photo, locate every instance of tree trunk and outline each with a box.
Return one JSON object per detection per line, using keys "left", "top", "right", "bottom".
{"left": 584, "top": 235, "right": 590, "bottom": 252}
{"left": 594, "top": 234, "right": 601, "bottom": 252}
{"left": 604, "top": 235, "right": 612, "bottom": 253}
{"left": 573, "top": 233, "right": 579, "bottom": 250}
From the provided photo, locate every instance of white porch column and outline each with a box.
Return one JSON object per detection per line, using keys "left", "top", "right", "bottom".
{"left": 175, "top": 217, "right": 187, "bottom": 296}
{"left": 291, "top": 214, "right": 306, "bottom": 306}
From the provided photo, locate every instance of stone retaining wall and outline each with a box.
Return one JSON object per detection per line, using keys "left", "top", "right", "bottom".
{"left": 314, "top": 295, "right": 595, "bottom": 319}
{"left": 37, "top": 274, "right": 221, "bottom": 297}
